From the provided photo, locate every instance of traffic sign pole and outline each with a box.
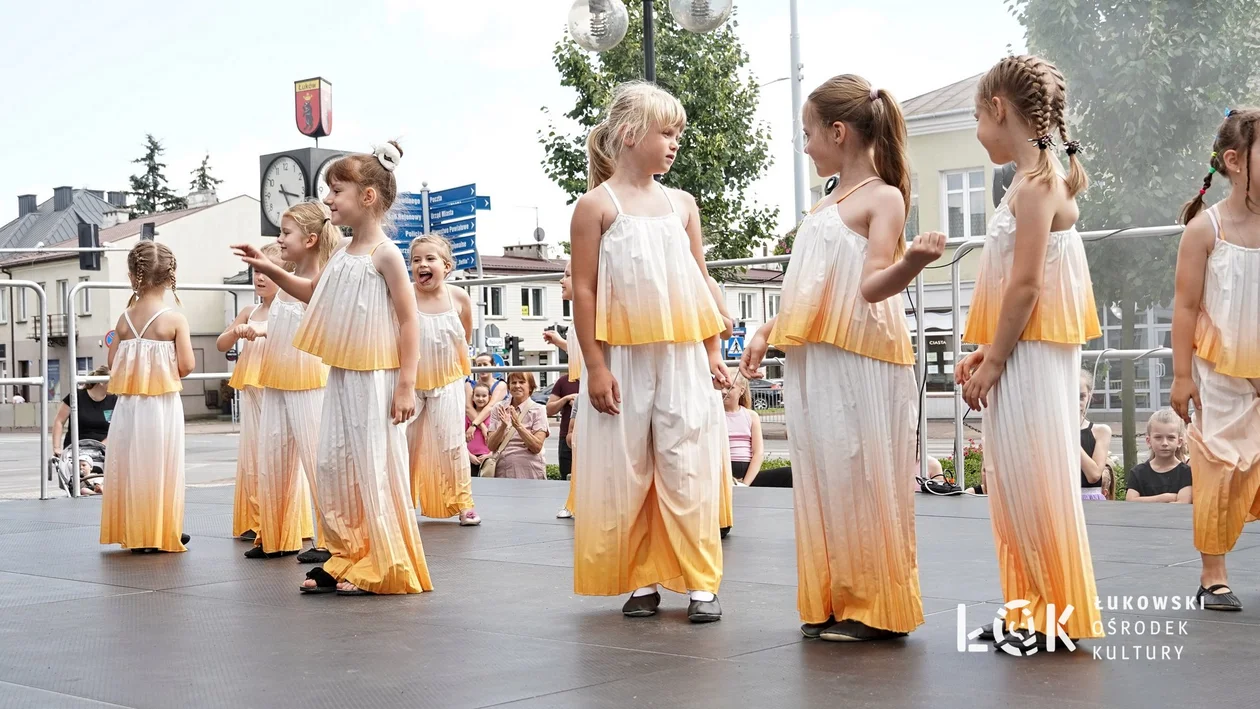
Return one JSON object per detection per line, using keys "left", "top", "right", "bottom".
{"left": 421, "top": 183, "right": 431, "bottom": 235}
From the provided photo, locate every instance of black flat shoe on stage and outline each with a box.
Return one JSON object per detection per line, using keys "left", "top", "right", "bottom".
{"left": 1197, "top": 584, "right": 1243, "bottom": 611}
{"left": 819, "top": 619, "right": 906, "bottom": 642}
{"left": 687, "top": 596, "right": 722, "bottom": 623}
{"left": 296, "top": 547, "right": 332, "bottom": 564}
{"left": 622, "top": 592, "right": 661, "bottom": 617}
{"left": 801, "top": 617, "right": 835, "bottom": 639}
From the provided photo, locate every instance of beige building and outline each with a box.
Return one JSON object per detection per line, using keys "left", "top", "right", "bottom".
{"left": 1, "top": 194, "right": 262, "bottom": 423}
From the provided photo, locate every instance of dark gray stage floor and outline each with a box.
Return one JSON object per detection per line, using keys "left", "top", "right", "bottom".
{"left": 0, "top": 480, "right": 1257, "bottom": 709}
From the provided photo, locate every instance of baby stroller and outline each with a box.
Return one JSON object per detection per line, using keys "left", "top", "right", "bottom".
{"left": 48, "top": 440, "right": 106, "bottom": 496}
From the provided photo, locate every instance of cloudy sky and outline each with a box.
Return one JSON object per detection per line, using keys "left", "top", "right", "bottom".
{"left": 0, "top": 0, "right": 1024, "bottom": 255}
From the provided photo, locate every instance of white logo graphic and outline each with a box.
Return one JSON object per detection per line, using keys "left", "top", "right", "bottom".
{"left": 957, "top": 600, "right": 1077, "bottom": 656}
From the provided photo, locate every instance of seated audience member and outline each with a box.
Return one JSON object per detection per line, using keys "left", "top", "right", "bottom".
{"left": 1125, "top": 409, "right": 1192, "bottom": 503}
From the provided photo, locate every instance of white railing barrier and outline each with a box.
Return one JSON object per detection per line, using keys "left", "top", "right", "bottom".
{"left": 64, "top": 282, "right": 255, "bottom": 497}
{"left": 1, "top": 281, "right": 50, "bottom": 499}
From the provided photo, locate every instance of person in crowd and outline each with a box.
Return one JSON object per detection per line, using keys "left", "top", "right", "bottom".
{"left": 1126, "top": 409, "right": 1193, "bottom": 503}
{"left": 51, "top": 364, "right": 116, "bottom": 458}
{"left": 1078, "top": 370, "right": 1114, "bottom": 501}
{"left": 485, "top": 372, "right": 549, "bottom": 480}
{"left": 465, "top": 352, "right": 507, "bottom": 439}
{"left": 466, "top": 384, "right": 493, "bottom": 477}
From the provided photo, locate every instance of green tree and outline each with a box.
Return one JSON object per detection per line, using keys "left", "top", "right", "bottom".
{"left": 129, "top": 134, "right": 186, "bottom": 214}
{"left": 1012, "top": 0, "right": 1260, "bottom": 468}
{"left": 189, "top": 153, "right": 223, "bottom": 192}
{"left": 539, "top": 0, "right": 777, "bottom": 278}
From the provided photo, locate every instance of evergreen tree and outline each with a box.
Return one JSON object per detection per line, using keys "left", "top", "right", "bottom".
{"left": 129, "top": 134, "right": 186, "bottom": 214}
{"left": 189, "top": 153, "right": 223, "bottom": 193}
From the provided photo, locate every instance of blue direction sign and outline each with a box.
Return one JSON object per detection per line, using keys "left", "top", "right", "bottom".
{"left": 396, "top": 193, "right": 424, "bottom": 208}
{"left": 427, "top": 201, "right": 476, "bottom": 225}
{"left": 455, "top": 250, "right": 478, "bottom": 270}
{"left": 395, "top": 228, "right": 477, "bottom": 254}
{"left": 427, "top": 184, "right": 476, "bottom": 206}
{"left": 446, "top": 234, "right": 476, "bottom": 252}
{"left": 432, "top": 218, "right": 475, "bottom": 237}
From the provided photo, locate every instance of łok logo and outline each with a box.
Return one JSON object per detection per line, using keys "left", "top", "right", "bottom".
{"left": 957, "top": 600, "right": 1077, "bottom": 656}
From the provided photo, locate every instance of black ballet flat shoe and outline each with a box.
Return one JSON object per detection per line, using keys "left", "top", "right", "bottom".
{"left": 1197, "top": 584, "right": 1243, "bottom": 611}
{"left": 238, "top": 530, "right": 257, "bottom": 541}
{"left": 720, "top": 526, "right": 731, "bottom": 539}
{"left": 687, "top": 596, "right": 722, "bottom": 623}
{"left": 129, "top": 547, "right": 160, "bottom": 554}
{"left": 244, "top": 546, "right": 297, "bottom": 560}
{"left": 621, "top": 592, "right": 661, "bottom": 617}
{"left": 180, "top": 534, "right": 191, "bottom": 545}
{"left": 978, "top": 623, "right": 995, "bottom": 641}
{"left": 801, "top": 617, "right": 836, "bottom": 639}
{"left": 819, "top": 619, "right": 906, "bottom": 642}
{"left": 296, "top": 547, "right": 332, "bottom": 564}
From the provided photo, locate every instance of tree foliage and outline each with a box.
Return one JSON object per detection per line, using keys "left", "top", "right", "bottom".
{"left": 189, "top": 153, "right": 223, "bottom": 192}
{"left": 538, "top": 0, "right": 778, "bottom": 277}
{"left": 129, "top": 134, "right": 186, "bottom": 214}
{"left": 1012, "top": 0, "right": 1260, "bottom": 466}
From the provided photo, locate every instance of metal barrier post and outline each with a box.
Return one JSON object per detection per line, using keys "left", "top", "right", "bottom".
{"left": 0, "top": 282, "right": 50, "bottom": 497}
{"left": 66, "top": 281, "right": 255, "bottom": 496}
{"left": 914, "top": 273, "right": 927, "bottom": 481}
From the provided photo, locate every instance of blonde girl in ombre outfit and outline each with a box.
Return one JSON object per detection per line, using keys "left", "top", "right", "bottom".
{"left": 241, "top": 203, "right": 335, "bottom": 561}
{"left": 100, "top": 241, "right": 196, "bottom": 553}
{"left": 235, "top": 141, "right": 431, "bottom": 596}
{"left": 407, "top": 234, "right": 480, "bottom": 526}
{"left": 742, "top": 74, "right": 944, "bottom": 642}
{"left": 1171, "top": 107, "right": 1260, "bottom": 612}
{"left": 218, "top": 241, "right": 283, "bottom": 542}
{"left": 571, "top": 82, "right": 731, "bottom": 623}
{"left": 955, "top": 55, "right": 1103, "bottom": 647}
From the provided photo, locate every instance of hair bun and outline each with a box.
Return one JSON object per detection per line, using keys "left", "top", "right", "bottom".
{"left": 372, "top": 141, "right": 403, "bottom": 173}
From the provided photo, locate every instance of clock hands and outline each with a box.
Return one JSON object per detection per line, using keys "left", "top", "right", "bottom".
{"left": 279, "top": 187, "right": 300, "bottom": 205}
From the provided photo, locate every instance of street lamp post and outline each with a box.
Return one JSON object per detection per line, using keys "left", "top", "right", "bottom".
{"left": 567, "top": 1, "right": 733, "bottom": 82}
{"left": 789, "top": 0, "right": 806, "bottom": 222}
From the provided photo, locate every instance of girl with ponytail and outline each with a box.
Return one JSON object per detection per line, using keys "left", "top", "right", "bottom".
{"left": 956, "top": 55, "right": 1104, "bottom": 646}
{"left": 740, "top": 73, "right": 944, "bottom": 642}
{"left": 570, "top": 82, "right": 731, "bottom": 622}
{"left": 1170, "top": 107, "right": 1260, "bottom": 612}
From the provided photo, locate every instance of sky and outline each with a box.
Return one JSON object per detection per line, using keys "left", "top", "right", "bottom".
{"left": 0, "top": 0, "right": 1025, "bottom": 257}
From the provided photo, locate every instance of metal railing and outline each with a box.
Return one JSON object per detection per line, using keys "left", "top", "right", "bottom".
{"left": 64, "top": 281, "right": 254, "bottom": 497}
{"left": 0, "top": 281, "right": 50, "bottom": 499}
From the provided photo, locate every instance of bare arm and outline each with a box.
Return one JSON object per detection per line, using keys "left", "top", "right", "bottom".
{"left": 231, "top": 243, "right": 321, "bottom": 303}
{"left": 743, "top": 411, "right": 765, "bottom": 484}
{"left": 1176, "top": 486, "right": 1193, "bottom": 503}
{"left": 376, "top": 244, "right": 420, "bottom": 392}
{"left": 107, "top": 314, "right": 127, "bottom": 369}
{"left": 173, "top": 314, "right": 196, "bottom": 378}
{"left": 470, "top": 384, "right": 507, "bottom": 428}
{"left": 216, "top": 306, "right": 252, "bottom": 353}
{"left": 1081, "top": 423, "right": 1111, "bottom": 485}
{"left": 680, "top": 192, "right": 724, "bottom": 366}
{"left": 1129, "top": 490, "right": 1177, "bottom": 503}
{"left": 706, "top": 276, "right": 734, "bottom": 340}
{"left": 1171, "top": 217, "right": 1212, "bottom": 422}
{"left": 546, "top": 392, "right": 576, "bottom": 418}
{"left": 515, "top": 410, "right": 549, "bottom": 455}
{"left": 486, "top": 406, "right": 510, "bottom": 450}
{"left": 51, "top": 403, "right": 70, "bottom": 453}
{"left": 859, "top": 188, "right": 943, "bottom": 302}
{"left": 452, "top": 286, "right": 474, "bottom": 344}
{"left": 571, "top": 194, "right": 609, "bottom": 380}
{"left": 984, "top": 182, "right": 1055, "bottom": 368}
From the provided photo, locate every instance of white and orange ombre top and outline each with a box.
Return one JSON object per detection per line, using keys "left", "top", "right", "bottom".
{"left": 1193, "top": 205, "right": 1260, "bottom": 379}
{"left": 415, "top": 288, "right": 472, "bottom": 391}
{"left": 259, "top": 297, "right": 329, "bottom": 390}
{"left": 294, "top": 244, "right": 401, "bottom": 371}
{"left": 962, "top": 180, "right": 1101, "bottom": 346}
{"left": 567, "top": 324, "right": 583, "bottom": 381}
{"left": 769, "top": 179, "right": 914, "bottom": 365}
{"left": 108, "top": 309, "right": 183, "bottom": 396}
{"left": 227, "top": 305, "right": 266, "bottom": 391}
{"left": 594, "top": 183, "right": 724, "bottom": 346}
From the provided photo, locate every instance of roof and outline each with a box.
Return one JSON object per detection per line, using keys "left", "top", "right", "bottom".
{"left": 479, "top": 254, "right": 566, "bottom": 274}
{"left": 902, "top": 74, "right": 982, "bottom": 119}
{"left": 0, "top": 189, "right": 118, "bottom": 252}
{"left": 0, "top": 198, "right": 238, "bottom": 268}
{"left": 729, "top": 267, "right": 784, "bottom": 285}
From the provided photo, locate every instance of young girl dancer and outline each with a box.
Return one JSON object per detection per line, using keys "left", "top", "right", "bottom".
{"left": 218, "top": 243, "right": 279, "bottom": 541}
{"left": 407, "top": 234, "right": 479, "bottom": 526}
{"left": 571, "top": 82, "right": 731, "bottom": 622}
{"left": 741, "top": 74, "right": 943, "bottom": 641}
{"left": 246, "top": 203, "right": 335, "bottom": 560}
{"left": 1171, "top": 107, "right": 1260, "bottom": 611}
{"left": 955, "top": 55, "right": 1103, "bottom": 645}
{"left": 100, "top": 241, "right": 195, "bottom": 553}
{"left": 235, "top": 142, "right": 431, "bottom": 595}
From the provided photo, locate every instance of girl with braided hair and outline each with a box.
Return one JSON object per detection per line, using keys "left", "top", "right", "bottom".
{"left": 1171, "top": 107, "right": 1260, "bottom": 612}
{"left": 955, "top": 55, "right": 1104, "bottom": 648}
{"left": 100, "top": 241, "right": 196, "bottom": 553}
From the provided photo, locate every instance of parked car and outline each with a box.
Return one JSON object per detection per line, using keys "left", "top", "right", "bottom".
{"left": 531, "top": 384, "right": 553, "bottom": 407}
{"left": 747, "top": 379, "right": 782, "bottom": 410}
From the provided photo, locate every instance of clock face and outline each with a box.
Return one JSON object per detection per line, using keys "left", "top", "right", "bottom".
{"left": 261, "top": 156, "right": 307, "bottom": 228}
{"left": 315, "top": 158, "right": 336, "bottom": 203}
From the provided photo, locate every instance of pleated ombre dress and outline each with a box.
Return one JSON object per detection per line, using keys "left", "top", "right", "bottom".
{"left": 407, "top": 288, "right": 475, "bottom": 518}
{"left": 100, "top": 308, "right": 186, "bottom": 552}
{"left": 769, "top": 180, "right": 923, "bottom": 633}
{"left": 229, "top": 304, "right": 266, "bottom": 539}
{"left": 1188, "top": 206, "right": 1260, "bottom": 556}
{"left": 573, "top": 182, "right": 729, "bottom": 596}
{"left": 255, "top": 295, "right": 324, "bottom": 554}
{"left": 962, "top": 178, "right": 1104, "bottom": 640}
{"left": 291, "top": 244, "right": 433, "bottom": 594}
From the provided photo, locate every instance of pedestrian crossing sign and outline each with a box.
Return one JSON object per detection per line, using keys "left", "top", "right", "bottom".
{"left": 724, "top": 337, "right": 744, "bottom": 358}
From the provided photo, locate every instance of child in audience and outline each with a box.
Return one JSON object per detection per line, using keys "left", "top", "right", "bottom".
{"left": 1125, "top": 409, "right": 1193, "bottom": 503}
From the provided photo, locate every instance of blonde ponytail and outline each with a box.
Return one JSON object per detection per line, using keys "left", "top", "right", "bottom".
{"left": 586, "top": 122, "right": 616, "bottom": 190}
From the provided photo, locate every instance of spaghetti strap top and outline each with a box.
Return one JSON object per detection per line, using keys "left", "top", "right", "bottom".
{"left": 109, "top": 307, "right": 182, "bottom": 396}
{"left": 228, "top": 304, "right": 266, "bottom": 390}
{"left": 962, "top": 176, "right": 1101, "bottom": 346}
{"left": 415, "top": 287, "right": 472, "bottom": 391}
{"left": 259, "top": 295, "right": 329, "bottom": 390}
{"left": 293, "top": 245, "right": 401, "bottom": 371}
{"left": 593, "top": 182, "right": 724, "bottom": 345}
{"left": 1193, "top": 204, "right": 1260, "bottom": 378}
{"left": 769, "top": 178, "right": 915, "bottom": 364}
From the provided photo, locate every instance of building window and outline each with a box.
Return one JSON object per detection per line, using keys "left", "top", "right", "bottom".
{"left": 76, "top": 357, "right": 93, "bottom": 374}
{"left": 0, "top": 292, "right": 7, "bottom": 324}
{"left": 905, "top": 173, "right": 920, "bottom": 239}
{"left": 482, "top": 287, "right": 503, "bottom": 317}
{"left": 562, "top": 297, "right": 572, "bottom": 319}
{"left": 738, "top": 293, "right": 756, "bottom": 321}
{"left": 78, "top": 277, "right": 92, "bottom": 316}
{"left": 16, "top": 290, "right": 27, "bottom": 322}
{"left": 767, "top": 294, "right": 781, "bottom": 319}
{"left": 941, "top": 169, "right": 986, "bottom": 239}
{"left": 57, "top": 280, "right": 69, "bottom": 316}
{"left": 809, "top": 184, "right": 824, "bottom": 208}
{"left": 521, "top": 287, "right": 544, "bottom": 318}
